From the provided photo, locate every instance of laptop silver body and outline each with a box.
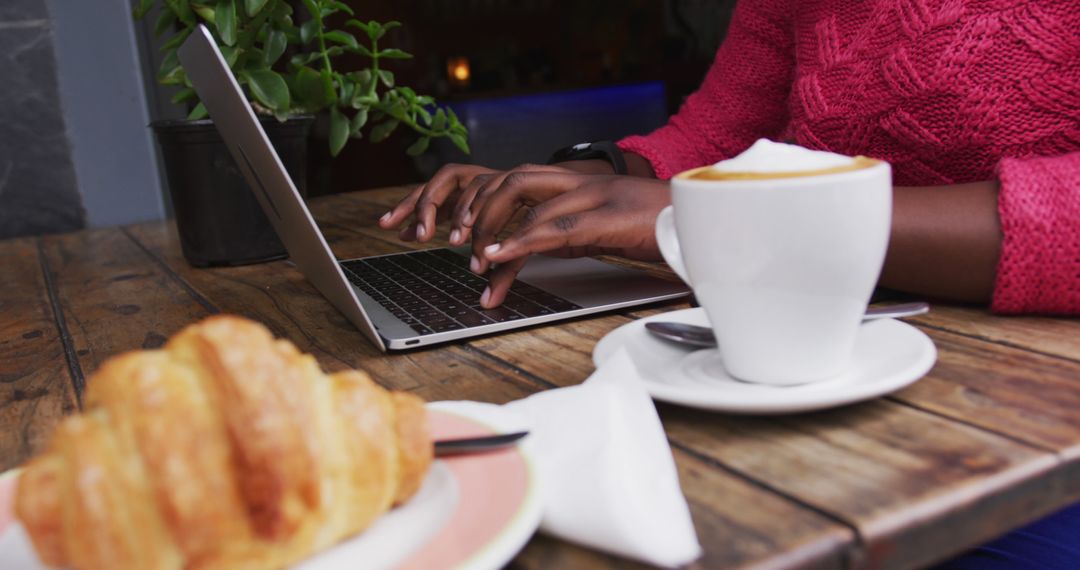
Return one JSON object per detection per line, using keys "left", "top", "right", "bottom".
{"left": 178, "top": 25, "right": 688, "bottom": 351}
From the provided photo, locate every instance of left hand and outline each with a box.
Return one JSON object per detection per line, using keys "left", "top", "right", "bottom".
{"left": 469, "top": 172, "right": 672, "bottom": 308}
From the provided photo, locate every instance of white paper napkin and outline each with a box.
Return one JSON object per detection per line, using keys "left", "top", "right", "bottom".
{"left": 437, "top": 347, "right": 702, "bottom": 568}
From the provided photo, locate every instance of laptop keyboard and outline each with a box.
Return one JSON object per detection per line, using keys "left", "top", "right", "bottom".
{"left": 340, "top": 249, "right": 582, "bottom": 336}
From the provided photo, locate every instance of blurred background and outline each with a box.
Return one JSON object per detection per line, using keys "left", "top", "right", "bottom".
{"left": 0, "top": 0, "right": 737, "bottom": 239}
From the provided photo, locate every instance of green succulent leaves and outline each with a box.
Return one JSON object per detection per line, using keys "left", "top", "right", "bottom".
{"left": 215, "top": 0, "right": 237, "bottom": 45}
{"left": 137, "top": 0, "right": 467, "bottom": 157}
{"left": 242, "top": 69, "right": 289, "bottom": 111}
{"left": 244, "top": 0, "right": 268, "bottom": 17}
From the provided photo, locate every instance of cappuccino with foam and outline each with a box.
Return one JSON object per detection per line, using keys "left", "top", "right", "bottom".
{"left": 680, "top": 139, "right": 880, "bottom": 181}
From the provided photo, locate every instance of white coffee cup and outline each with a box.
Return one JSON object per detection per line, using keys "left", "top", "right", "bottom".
{"left": 655, "top": 144, "right": 892, "bottom": 385}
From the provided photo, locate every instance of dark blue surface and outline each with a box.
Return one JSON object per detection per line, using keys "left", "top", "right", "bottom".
{"left": 432, "top": 82, "right": 668, "bottom": 171}
{"left": 937, "top": 502, "right": 1080, "bottom": 570}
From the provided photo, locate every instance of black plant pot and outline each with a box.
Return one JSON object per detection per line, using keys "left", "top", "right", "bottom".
{"left": 151, "top": 116, "right": 313, "bottom": 267}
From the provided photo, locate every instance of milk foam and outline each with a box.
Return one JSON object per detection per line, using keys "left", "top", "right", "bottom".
{"left": 711, "top": 139, "right": 855, "bottom": 174}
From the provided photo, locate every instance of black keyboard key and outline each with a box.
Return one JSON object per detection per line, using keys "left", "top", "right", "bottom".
{"left": 455, "top": 311, "right": 494, "bottom": 327}
{"left": 476, "top": 306, "right": 523, "bottom": 322}
{"left": 422, "top": 317, "right": 453, "bottom": 327}
{"left": 409, "top": 323, "right": 432, "bottom": 334}
{"left": 429, "top": 322, "right": 465, "bottom": 333}
{"left": 510, "top": 282, "right": 545, "bottom": 296}
{"left": 546, "top": 300, "right": 582, "bottom": 312}
{"left": 398, "top": 298, "right": 427, "bottom": 310}
{"left": 505, "top": 300, "right": 549, "bottom": 317}
{"left": 415, "top": 308, "right": 442, "bottom": 320}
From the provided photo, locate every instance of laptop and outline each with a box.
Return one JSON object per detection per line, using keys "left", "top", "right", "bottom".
{"left": 177, "top": 25, "right": 689, "bottom": 351}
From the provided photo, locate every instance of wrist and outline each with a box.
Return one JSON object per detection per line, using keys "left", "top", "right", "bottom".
{"left": 547, "top": 140, "right": 627, "bottom": 174}
{"left": 550, "top": 151, "right": 655, "bottom": 178}
{"left": 624, "top": 152, "right": 655, "bottom": 178}
{"left": 553, "top": 159, "right": 616, "bottom": 175}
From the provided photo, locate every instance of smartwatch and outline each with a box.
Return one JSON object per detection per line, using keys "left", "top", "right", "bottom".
{"left": 546, "top": 140, "right": 628, "bottom": 175}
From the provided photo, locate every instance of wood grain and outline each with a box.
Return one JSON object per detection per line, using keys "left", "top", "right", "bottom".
{"left": 350, "top": 185, "right": 417, "bottom": 210}
{"left": 3, "top": 187, "right": 1079, "bottom": 570}
{"left": 512, "top": 449, "right": 854, "bottom": 570}
{"left": 662, "top": 401, "right": 1061, "bottom": 570}
{"left": 38, "top": 228, "right": 217, "bottom": 381}
{"left": 909, "top": 305, "right": 1080, "bottom": 363}
{"left": 468, "top": 313, "right": 630, "bottom": 387}
{"left": 892, "top": 328, "right": 1080, "bottom": 456}
{"left": 674, "top": 448, "right": 853, "bottom": 569}
{"left": 0, "top": 239, "right": 78, "bottom": 470}
{"left": 889, "top": 326, "right": 1080, "bottom": 507}
{"left": 312, "top": 189, "right": 455, "bottom": 257}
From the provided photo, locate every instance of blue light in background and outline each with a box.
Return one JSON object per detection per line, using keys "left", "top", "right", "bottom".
{"left": 437, "top": 81, "right": 667, "bottom": 169}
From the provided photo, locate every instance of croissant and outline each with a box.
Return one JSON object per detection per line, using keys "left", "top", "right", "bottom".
{"left": 15, "top": 315, "right": 432, "bottom": 570}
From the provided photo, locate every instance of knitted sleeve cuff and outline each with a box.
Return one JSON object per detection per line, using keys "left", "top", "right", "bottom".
{"left": 991, "top": 152, "right": 1080, "bottom": 315}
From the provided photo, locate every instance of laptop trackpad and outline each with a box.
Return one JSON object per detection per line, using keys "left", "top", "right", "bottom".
{"left": 516, "top": 255, "right": 685, "bottom": 309}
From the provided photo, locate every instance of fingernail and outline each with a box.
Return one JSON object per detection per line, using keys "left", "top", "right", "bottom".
{"left": 416, "top": 224, "right": 426, "bottom": 239}
{"left": 470, "top": 255, "right": 481, "bottom": 273}
{"left": 484, "top": 243, "right": 501, "bottom": 257}
{"left": 450, "top": 228, "right": 461, "bottom": 244}
{"left": 480, "top": 287, "right": 491, "bottom": 307}
{"left": 379, "top": 212, "right": 391, "bottom": 223}
{"left": 462, "top": 210, "right": 474, "bottom": 225}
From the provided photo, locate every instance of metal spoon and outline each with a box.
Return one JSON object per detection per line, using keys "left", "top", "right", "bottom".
{"left": 435, "top": 431, "right": 528, "bottom": 456}
{"left": 644, "top": 302, "right": 929, "bottom": 349}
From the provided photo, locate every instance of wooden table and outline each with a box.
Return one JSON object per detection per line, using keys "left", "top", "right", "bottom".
{"left": 2, "top": 186, "right": 1078, "bottom": 569}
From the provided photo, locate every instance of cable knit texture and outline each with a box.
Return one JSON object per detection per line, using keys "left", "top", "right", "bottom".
{"left": 620, "top": 0, "right": 1080, "bottom": 315}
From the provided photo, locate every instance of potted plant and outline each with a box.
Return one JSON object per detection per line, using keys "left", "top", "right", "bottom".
{"left": 134, "top": 0, "right": 468, "bottom": 266}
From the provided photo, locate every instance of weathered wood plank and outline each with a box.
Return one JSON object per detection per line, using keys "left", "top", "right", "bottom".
{"left": 468, "top": 313, "right": 629, "bottom": 386}
{"left": 2, "top": 186, "right": 1076, "bottom": 570}
{"left": 512, "top": 449, "right": 853, "bottom": 570}
{"left": 308, "top": 191, "right": 432, "bottom": 258}
{"left": 675, "top": 449, "right": 852, "bottom": 569}
{"left": 909, "top": 305, "right": 1080, "bottom": 363}
{"left": 49, "top": 190, "right": 1066, "bottom": 570}
{"left": 39, "top": 228, "right": 215, "bottom": 379}
{"left": 662, "top": 402, "right": 1061, "bottom": 570}
{"left": 0, "top": 239, "right": 78, "bottom": 470}
{"left": 892, "top": 328, "right": 1080, "bottom": 456}
{"left": 889, "top": 326, "right": 1080, "bottom": 506}
{"left": 349, "top": 185, "right": 417, "bottom": 209}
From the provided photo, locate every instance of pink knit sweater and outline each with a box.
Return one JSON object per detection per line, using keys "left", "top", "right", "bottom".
{"left": 619, "top": 0, "right": 1080, "bottom": 315}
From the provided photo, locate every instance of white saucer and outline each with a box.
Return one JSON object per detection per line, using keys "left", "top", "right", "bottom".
{"left": 593, "top": 308, "right": 936, "bottom": 414}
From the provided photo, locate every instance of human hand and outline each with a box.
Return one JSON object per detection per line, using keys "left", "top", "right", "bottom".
{"left": 377, "top": 161, "right": 615, "bottom": 244}
{"left": 468, "top": 173, "right": 672, "bottom": 308}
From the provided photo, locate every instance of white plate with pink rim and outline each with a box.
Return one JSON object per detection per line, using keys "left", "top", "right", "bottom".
{"left": 593, "top": 307, "right": 937, "bottom": 414}
{"left": 0, "top": 404, "right": 541, "bottom": 570}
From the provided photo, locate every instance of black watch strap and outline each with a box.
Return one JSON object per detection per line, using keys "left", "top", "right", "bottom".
{"left": 546, "top": 140, "right": 628, "bottom": 175}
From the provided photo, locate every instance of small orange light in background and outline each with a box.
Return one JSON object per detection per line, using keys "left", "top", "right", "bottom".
{"left": 447, "top": 56, "right": 470, "bottom": 87}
